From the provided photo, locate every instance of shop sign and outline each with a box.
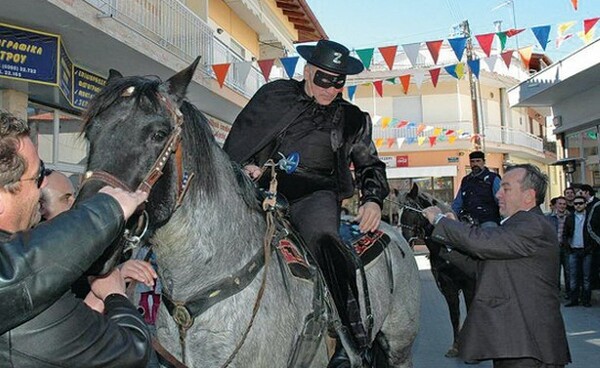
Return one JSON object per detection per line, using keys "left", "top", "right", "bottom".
{"left": 59, "top": 44, "right": 72, "bottom": 102}
{"left": 0, "top": 23, "right": 59, "bottom": 84}
{"left": 447, "top": 156, "right": 459, "bottom": 163}
{"left": 380, "top": 155, "right": 397, "bottom": 168}
{"left": 72, "top": 66, "right": 106, "bottom": 109}
{"left": 396, "top": 155, "right": 409, "bottom": 167}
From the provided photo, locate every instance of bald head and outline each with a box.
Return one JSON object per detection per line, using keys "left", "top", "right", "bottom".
{"left": 40, "top": 170, "right": 76, "bottom": 220}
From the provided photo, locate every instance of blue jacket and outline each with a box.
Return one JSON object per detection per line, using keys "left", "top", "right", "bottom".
{"left": 452, "top": 167, "right": 501, "bottom": 224}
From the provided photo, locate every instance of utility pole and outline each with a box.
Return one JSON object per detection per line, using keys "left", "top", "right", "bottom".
{"left": 460, "top": 20, "right": 481, "bottom": 150}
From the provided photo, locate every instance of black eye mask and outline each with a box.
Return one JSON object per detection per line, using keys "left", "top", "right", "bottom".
{"left": 313, "top": 70, "right": 346, "bottom": 89}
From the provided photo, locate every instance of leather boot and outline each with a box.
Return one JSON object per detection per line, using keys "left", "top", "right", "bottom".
{"left": 327, "top": 338, "right": 352, "bottom": 368}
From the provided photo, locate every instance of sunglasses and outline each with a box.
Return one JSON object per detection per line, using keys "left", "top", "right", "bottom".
{"left": 574, "top": 202, "right": 586, "bottom": 205}
{"left": 20, "top": 160, "right": 46, "bottom": 188}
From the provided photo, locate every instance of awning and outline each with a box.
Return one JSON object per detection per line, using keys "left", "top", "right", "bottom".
{"left": 386, "top": 165, "right": 457, "bottom": 179}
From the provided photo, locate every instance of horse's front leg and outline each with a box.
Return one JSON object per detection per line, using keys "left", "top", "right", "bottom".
{"left": 440, "top": 283, "right": 461, "bottom": 358}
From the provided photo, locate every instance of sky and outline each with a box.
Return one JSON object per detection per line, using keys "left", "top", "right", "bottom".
{"left": 304, "top": 0, "right": 599, "bottom": 63}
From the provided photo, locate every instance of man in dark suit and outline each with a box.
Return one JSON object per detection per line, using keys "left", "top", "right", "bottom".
{"left": 579, "top": 184, "right": 600, "bottom": 292}
{"left": 423, "top": 164, "right": 570, "bottom": 367}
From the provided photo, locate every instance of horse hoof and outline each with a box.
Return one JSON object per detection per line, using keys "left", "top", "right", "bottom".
{"left": 444, "top": 347, "right": 459, "bottom": 358}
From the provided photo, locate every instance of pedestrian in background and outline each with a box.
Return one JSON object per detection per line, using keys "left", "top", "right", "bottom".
{"left": 547, "top": 196, "right": 570, "bottom": 298}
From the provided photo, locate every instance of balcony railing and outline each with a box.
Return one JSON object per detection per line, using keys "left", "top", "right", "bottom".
{"left": 373, "top": 121, "right": 545, "bottom": 153}
{"left": 85, "top": 0, "right": 263, "bottom": 97}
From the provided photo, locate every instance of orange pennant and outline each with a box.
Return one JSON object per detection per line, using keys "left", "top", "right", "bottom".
{"left": 399, "top": 74, "right": 411, "bottom": 94}
{"left": 257, "top": 59, "right": 275, "bottom": 82}
{"left": 429, "top": 68, "right": 441, "bottom": 87}
{"left": 387, "top": 138, "right": 395, "bottom": 148}
{"left": 212, "top": 63, "right": 231, "bottom": 88}
{"left": 417, "top": 124, "right": 426, "bottom": 134}
{"left": 518, "top": 46, "right": 533, "bottom": 70}
{"left": 426, "top": 40, "right": 443, "bottom": 65}
{"left": 378, "top": 45, "right": 398, "bottom": 70}
{"left": 571, "top": 0, "right": 578, "bottom": 10}
{"left": 373, "top": 80, "right": 384, "bottom": 97}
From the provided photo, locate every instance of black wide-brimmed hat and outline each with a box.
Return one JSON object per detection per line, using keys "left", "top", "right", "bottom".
{"left": 297, "top": 39, "right": 364, "bottom": 75}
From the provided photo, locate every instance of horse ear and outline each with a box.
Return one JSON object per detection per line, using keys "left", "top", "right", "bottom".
{"left": 107, "top": 69, "right": 123, "bottom": 82}
{"left": 408, "top": 183, "right": 419, "bottom": 198}
{"left": 164, "top": 56, "right": 201, "bottom": 104}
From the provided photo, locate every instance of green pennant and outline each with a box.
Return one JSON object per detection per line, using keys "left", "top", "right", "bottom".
{"left": 587, "top": 131, "right": 598, "bottom": 140}
{"left": 386, "top": 77, "right": 398, "bottom": 84}
{"left": 355, "top": 48, "right": 374, "bottom": 70}
{"left": 496, "top": 32, "right": 507, "bottom": 51}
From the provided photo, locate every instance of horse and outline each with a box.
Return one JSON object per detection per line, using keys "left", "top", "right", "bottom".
{"left": 397, "top": 183, "right": 475, "bottom": 358}
{"left": 76, "top": 58, "right": 420, "bottom": 368}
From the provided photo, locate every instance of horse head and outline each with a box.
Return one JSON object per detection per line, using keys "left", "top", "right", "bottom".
{"left": 76, "top": 57, "right": 216, "bottom": 275}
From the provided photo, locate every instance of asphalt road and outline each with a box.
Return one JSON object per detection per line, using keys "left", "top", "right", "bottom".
{"left": 412, "top": 255, "right": 600, "bottom": 367}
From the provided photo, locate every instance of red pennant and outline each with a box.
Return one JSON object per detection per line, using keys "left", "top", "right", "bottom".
{"left": 584, "top": 17, "right": 600, "bottom": 35}
{"left": 446, "top": 129, "right": 455, "bottom": 135}
{"left": 505, "top": 28, "right": 525, "bottom": 37}
{"left": 500, "top": 50, "right": 513, "bottom": 69}
{"left": 399, "top": 74, "right": 411, "bottom": 94}
{"left": 426, "top": 40, "right": 443, "bottom": 65}
{"left": 571, "top": 0, "right": 578, "bottom": 10}
{"left": 212, "top": 63, "right": 231, "bottom": 88}
{"left": 257, "top": 59, "right": 275, "bottom": 82}
{"left": 397, "top": 120, "right": 408, "bottom": 128}
{"left": 378, "top": 45, "right": 398, "bottom": 70}
{"left": 373, "top": 80, "right": 384, "bottom": 97}
{"left": 429, "top": 68, "right": 441, "bottom": 87}
{"left": 475, "top": 33, "right": 495, "bottom": 57}
{"left": 429, "top": 136, "right": 437, "bottom": 147}
{"left": 387, "top": 138, "right": 395, "bottom": 148}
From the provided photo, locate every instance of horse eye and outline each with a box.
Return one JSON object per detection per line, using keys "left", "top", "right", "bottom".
{"left": 151, "top": 130, "right": 168, "bottom": 142}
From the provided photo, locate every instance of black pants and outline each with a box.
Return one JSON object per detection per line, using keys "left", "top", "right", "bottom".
{"left": 289, "top": 190, "right": 359, "bottom": 336}
{"left": 493, "top": 358, "right": 564, "bottom": 368}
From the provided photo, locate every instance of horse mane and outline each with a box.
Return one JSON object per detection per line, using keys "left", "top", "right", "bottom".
{"left": 82, "top": 75, "right": 258, "bottom": 209}
{"left": 419, "top": 191, "right": 453, "bottom": 214}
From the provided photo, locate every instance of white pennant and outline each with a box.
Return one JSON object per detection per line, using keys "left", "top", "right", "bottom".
{"left": 412, "top": 69, "right": 426, "bottom": 89}
{"left": 483, "top": 55, "right": 498, "bottom": 73}
{"left": 396, "top": 137, "right": 405, "bottom": 148}
{"left": 234, "top": 61, "right": 252, "bottom": 84}
{"left": 402, "top": 42, "right": 422, "bottom": 67}
{"left": 372, "top": 115, "right": 382, "bottom": 126}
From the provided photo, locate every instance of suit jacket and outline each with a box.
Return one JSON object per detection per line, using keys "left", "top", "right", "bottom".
{"left": 433, "top": 207, "right": 570, "bottom": 364}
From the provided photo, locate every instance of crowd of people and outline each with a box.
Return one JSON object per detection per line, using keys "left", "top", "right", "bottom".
{"left": 0, "top": 37, "right": 595, "bottom": 368}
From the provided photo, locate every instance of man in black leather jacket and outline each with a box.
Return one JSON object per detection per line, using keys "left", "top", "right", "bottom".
{"left": 0, "top": 110, "right": 151, "bottom": 367}
{"left": 224, "top": 40, "right": 389, "bottom": 367}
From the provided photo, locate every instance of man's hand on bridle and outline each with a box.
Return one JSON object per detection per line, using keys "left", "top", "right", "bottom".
{"left": 354, "top": 202, "right": 382, "bottom": 233}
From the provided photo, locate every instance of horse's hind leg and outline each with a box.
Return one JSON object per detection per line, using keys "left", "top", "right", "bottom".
{"left": 441, "top": 287, "right": 461, "bottom": 358}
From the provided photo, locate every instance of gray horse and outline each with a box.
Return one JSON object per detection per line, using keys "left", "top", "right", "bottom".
{"left": 78, "top": 58, "right": 420, "bottom": 367}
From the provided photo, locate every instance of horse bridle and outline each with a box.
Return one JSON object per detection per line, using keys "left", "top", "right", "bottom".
{"left": 81, "top": 89, "right": 195, "bottom": 243}
{"left": 392, "top": 198, "right": 429, "bottom": 247}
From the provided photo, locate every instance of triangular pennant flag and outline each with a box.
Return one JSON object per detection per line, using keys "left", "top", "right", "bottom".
{"left": 386, "top": 77, "right": 398, "bottom": 84}
{"left": 413, "top": 69, "right": 425, "bottom": 89}
{"left": 505, "top": 28, "right": 525, "bottom": 37}
{"left": 397, "top": 120, "right": 409, "bottom": 128}
{"left": 406, "top": 136, "right": 416, "bottom": 144}
{"left": 355, "top": 48, "right": 374, "bottom": 70}
{"left": 558, "top": 21, "right": 576, "bottom": 36}
{"left": 402, "top": 42, "right": 421, "bottom": 67}
{"left": 375, "top": 138, "right": 384, "bottom": 149}
{"left": 433, "top": 127, "right": 443, "bottom": 136}
{"left": 446, "top": 129, "right": 455, "bottom": 135}
{"left": 496, "top": 32, "right": 508, "bottom": 51}
{"left": 448, "top": 36, "right": 467, "bottom": 61}
{"left": 396, "top": 137, "right": 405, "bottom": 148}
{"left": 378, "top": 45, "right": 398, "bottom": 70}
{"left": 426, "top": 40, "right": 444, "bottom": 65}
{"left": 518, "top": 46, "right": 533, "bottom": 70}
{"left": 373, "top": 80, "right": 383, "bottom": 97}
{"left": 279, "top": 56, "right": 299, "bottom": 79}
{"left": 381, "top": 117, "right": 392, "bottom": 128}
{"left": 234, "top": 61, "right": 252, "bottom": 84}
{"left": 417, "top": 136, "right": 426, "bottom": 146}
{"left": 475, "top": 33, "right": 495, "bottom": 57}
{"left": 467, "top": 59, "right": 480, "bottom": 78}
{"left": 444, "top": 64, "right": 459, "bottom": 79}
{"left": 438, "top": 134, "right": 447, "bottom": 142}
{"left": 424, "top": 125, "right": 434, "bottom": 133}
{"left": 372, "top": 115, "right": 382, "bottom": 126}
{"left": 484, "top": 55, "right": 498, "bottom": 72}
{"left": 212, "top": 63, "right": 231, "bottom": 88}
{"left": 429, "top": 68, "right": 441, "bottom": 87}
{"left": 556, "top": 34, "right": 574, "bottom": 48}
{"left": 500, "top": 50, "right": 513, "bottom": 68}
{"left": 429, "top": 136, "right": 437, "bottom": 147}
{"left": 407, "top": 122, "right": 416, "bottom": 129}
{"left": 387, "top": 138, "right": 395, "bottom": 148}
{"left": 257, "top": 59, "right": 275, "bottom": 82}
{"left": 390, "top": 118, "right": 399, "bottom": 127}
{"left": 417, "top": 124, "right": 426, "bottom": 134}
{"left": 531, "top": 25, "right": 551, "bottom": 51}
{"left": 571, "top": 0, "right": 578, "bottom": 11}
{"left": 448, "top": 135, "right": 457, "bottom": 144}
{"left": 584, "top": 17, "right": 600, "bottom": 35}
{"left": 399, "top": 74, "right": 411, "bottom": 94}
{"left": 347, "top": 85, "right": 357, "bottom": 101}
{"left": 577, "top": 28, "right": 595, "bottom": 44}
{"left": 456, "top": 63, "right": 465, "bottom": 79}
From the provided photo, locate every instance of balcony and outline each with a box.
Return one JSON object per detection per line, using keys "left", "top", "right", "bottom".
{"left": 373, "top": 121, "right": 545, "bottom": 154}
{"left": 86, "top": 0, "right": 264, "bottom": 97}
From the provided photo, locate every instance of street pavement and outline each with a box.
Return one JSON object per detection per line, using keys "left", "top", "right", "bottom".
{"left": 411, "top": 254, "right": 600, "bottom": 367}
